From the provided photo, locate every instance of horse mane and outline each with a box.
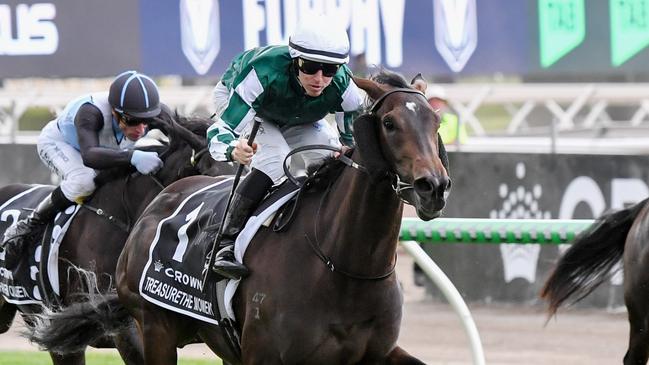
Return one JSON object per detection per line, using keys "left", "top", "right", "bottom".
{"left": 371, "top": 68, "right": 410, "bottom": 88}
{"left": 172, "top": 113, "right": 212, "bottom": 136}
{"left": 303, "top": 153, "right": 351, "bottom": 192}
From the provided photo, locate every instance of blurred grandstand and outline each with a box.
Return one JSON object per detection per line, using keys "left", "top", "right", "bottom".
{"left": 3, "top": 80, "right": 649, "bottom": 155}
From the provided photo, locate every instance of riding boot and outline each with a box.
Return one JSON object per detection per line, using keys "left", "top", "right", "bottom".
{"left": 211, "top": 168, "right": 273, "bottom": 280}
{"left": 2, "top": 187, "right": 72, "bottom": 254}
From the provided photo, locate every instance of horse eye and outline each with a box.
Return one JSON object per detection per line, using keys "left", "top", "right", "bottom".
{"left": 383, "top": 118, "right": 395, "bottom": 131}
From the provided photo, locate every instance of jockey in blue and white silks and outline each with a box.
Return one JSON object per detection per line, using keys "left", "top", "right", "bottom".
{"left": 2, "top": 71, "right": 169, "bottom": 255}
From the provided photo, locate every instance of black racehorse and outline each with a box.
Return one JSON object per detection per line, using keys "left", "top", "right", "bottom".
{"left": 0, "top": 114, "right": 233, "bottom": 365}
{"left": 30, "top": 71, "right": 451, "bottom": 364}
{"left": 541, "top": 198, "right": 649, "bottom": 365}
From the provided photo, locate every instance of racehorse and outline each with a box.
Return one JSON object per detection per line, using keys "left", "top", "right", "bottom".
{"left": 0, "top": 114, "right": 233, "bottom": 365}
{"left": 30, "top": 70, "right": 450, "bottom": 364}
{"left": 541, "top": 198, "right": 649, "bottom": 365}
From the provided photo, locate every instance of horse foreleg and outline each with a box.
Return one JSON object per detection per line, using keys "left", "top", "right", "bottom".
{"left": 140, "top": 310, "right": 180, "bottom": 365}
{"left": 114, "top": 323, "right": 144, "bottom": 365}
{"left": 198, "top": 324, "right": 242, "bottom": 365}
{"left": 624, "top": 301, "right": 649, "bottom": 365}
{"left": 0, "top": 300, "right": 17, "bottom": 333}
{"left": 383, "top": 346, "right": 426, "bottom": 365}
{"left": 50, "top": 351, "right": 85, "bottom": 365}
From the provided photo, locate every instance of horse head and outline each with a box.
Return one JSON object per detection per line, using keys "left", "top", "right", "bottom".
{"left": 95, "top": 114, "right": 226, "bottom": 186}
{"left": 353, "top": 71, "right": 451, "bottom": 221}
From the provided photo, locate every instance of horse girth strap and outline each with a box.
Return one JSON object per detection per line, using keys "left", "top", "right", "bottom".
{"left": 369, "top": 87, "right": 426, "bottom": 114}
{"left": 81, "top": 174, "right": 165, "bottom": 232}
{"left": 81, "top": 204, "right": 129, "bottom": 232}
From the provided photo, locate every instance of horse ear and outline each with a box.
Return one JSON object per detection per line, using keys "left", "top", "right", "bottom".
{"left": 353, "top": 114, "right": 390, "bottom": 181}
{"left": 353, "top": 76, "right": 385, "bottom": 101}
{"left": 411, "top": 73, "right": 427, "bottom": 93}
{"left": 438, "top": 134, "right": 450, "bottom": 174}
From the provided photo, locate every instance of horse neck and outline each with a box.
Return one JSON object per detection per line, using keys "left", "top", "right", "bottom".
{"left": 316, "top": 160, "right": 403, "bottom": 277}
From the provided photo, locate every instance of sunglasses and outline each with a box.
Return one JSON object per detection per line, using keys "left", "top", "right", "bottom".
{"left": 297, "top": 58, "right": 340, "bottom": 77}
{"left": 119, "top": 113, "right": 150, "bottom": 126}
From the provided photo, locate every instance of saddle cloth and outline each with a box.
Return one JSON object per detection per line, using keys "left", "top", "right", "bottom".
{"left": 0, "top": 185, "right": 80, "bottom": 305}
{"left": 139, "top": 177, "right": 300, "bottom": 324}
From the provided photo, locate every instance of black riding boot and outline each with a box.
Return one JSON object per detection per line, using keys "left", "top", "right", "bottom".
{"left": 2, "top": 187, "right": 72, "bottom": 252}
{"left": 211, "top": 169, "right": 273, "bottom": 280}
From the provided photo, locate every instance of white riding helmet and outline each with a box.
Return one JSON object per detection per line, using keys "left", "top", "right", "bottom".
{"left": 288, "top": 16, "right": 349, "bottom": 64}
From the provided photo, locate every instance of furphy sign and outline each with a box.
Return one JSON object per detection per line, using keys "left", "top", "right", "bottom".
{"left": 3, "top": 1, "right": 649, "bottom": 78}
{"left": 0, "top": 3, "right": 58, "bottom": 55}
{"left": 242, "top": 0, "right": 407, "bottom": 68}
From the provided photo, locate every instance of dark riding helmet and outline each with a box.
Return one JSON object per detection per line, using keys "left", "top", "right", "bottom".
{"left": 108, "top": 70, "right": 161, "bottom": 119}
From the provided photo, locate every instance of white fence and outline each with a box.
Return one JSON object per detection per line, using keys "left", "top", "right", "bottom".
{"left": 2, "top": 82, "right": 649, "bottom": 153}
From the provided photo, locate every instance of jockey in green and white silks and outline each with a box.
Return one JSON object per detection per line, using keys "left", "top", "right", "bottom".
{"left": 2, "top": 71, "right": 166, "bottom": 255}
{"left": 207, "top": 16, "right": 364, "bottom": 280}
{"left": 208, "top": 45, "right": 361, "bottom": 180}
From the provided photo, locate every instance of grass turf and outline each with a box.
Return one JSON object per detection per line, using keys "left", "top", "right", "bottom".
{"left": 0, "top": 351, "right": 222, "bottom": 364}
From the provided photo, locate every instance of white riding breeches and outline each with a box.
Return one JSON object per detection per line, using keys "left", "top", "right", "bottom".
{"left": 37, "top": 120, "right": 97, "bottom": 202}
{"left": 213, "top": 82, "right": 342, "bottom": 183}
{"left": 244, "top": 120, "right": 341, "bottom": 183}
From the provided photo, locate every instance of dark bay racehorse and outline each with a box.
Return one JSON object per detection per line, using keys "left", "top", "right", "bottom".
{"left": 541, "top": 198, "right": 649, "bottom": 365}
{"left": 31, "top": 71, "right": 450, "bottom": 364}
{"left": 0, "top": 115, "right": 232, "bottom": 365}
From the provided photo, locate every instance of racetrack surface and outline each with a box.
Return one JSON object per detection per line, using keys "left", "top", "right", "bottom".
{"left": 0, "top": 249, "right": 628, "bottom": 364}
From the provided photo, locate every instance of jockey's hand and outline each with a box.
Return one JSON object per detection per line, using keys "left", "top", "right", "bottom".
{"left": 131, "top": 150, "right": 163, "bottom": 175}
{"left": 230, "top": 138, "right": 258, "bottom": 165}
{"left": 334, "top": 145, "right": 351, "bottom": 158}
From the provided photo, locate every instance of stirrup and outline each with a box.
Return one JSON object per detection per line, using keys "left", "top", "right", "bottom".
{"left": 211, "top": 245, "right": 249, "bottom": 280}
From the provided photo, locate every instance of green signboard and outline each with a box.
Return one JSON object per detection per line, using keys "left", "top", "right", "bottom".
{"left": 610, "top": 0, "right": 649, "bottom": 66}
{"left": 539, "top": 0, "right": 586, "bottom": 68}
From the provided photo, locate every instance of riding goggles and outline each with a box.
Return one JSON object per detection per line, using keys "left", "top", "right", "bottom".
{"left": 119, "top": 112, "right": 152, "bottom": 126}
{"left": 297, "top": 58, "right": 341, "bottom": 77}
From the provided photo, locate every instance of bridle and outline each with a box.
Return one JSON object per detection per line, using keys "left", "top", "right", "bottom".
{"left": 278, "top": 87, "right": 430, "bottom": 280}
{"left": 368, "top": 87, "right": 430, "bottom": 204}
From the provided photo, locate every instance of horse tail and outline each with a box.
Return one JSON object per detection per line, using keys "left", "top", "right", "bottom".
{"left": 26, "top": 292, "right": 131, "bottom": 354}
{"left": 541, "top": 197, "right": 649, "bottom": 316}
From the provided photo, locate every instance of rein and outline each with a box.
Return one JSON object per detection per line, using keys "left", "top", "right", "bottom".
{"left": 305, "top": 174, "right": 397, "bottom": 281}
{"left": 282, "top": 145, "right": 398, "bottom": 281}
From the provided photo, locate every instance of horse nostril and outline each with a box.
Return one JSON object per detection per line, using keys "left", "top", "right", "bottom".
{"left": 413, "top": 177, "right": 435, "bottom": 195}
{"left": 414, "top": 176, "right": 451, "bottom": 196}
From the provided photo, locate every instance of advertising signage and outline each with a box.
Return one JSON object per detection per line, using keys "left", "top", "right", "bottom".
{"left": 0, "top": 0, "right": 139, "bottom": 78}
{"left": 0, "top": 0, "right": 647, "bottom": 78}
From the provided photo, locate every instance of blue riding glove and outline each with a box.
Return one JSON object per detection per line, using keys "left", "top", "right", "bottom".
{"left": 130, "top": 150, "right": 163, "bottom": 175}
